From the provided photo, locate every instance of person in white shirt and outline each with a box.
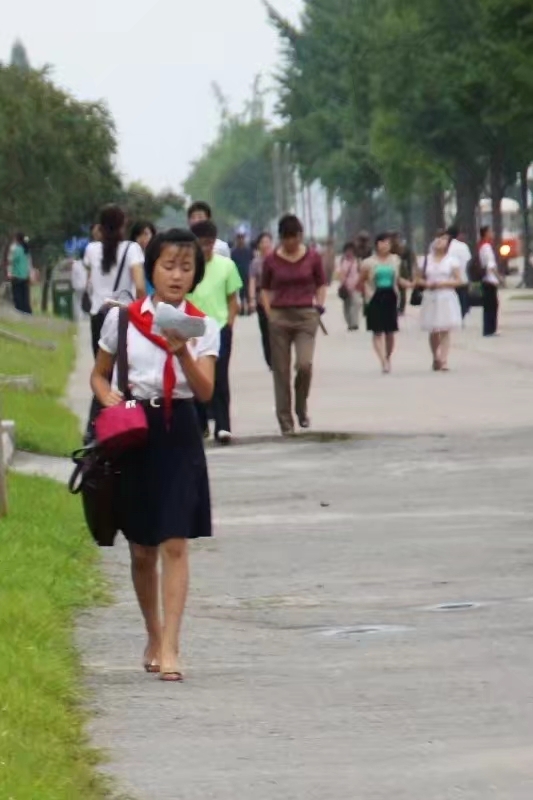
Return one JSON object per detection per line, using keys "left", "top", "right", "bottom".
{"left": 187, "top": 200, "right": 230, "bottom": 257}
{"left": 447, "top": 225, "right": 472, "bottom": 320}
{"left": 478, "top": 225, "right": 500, "bottom": 336}
{"left": 84, "top": 205, "right": 146, "bottom": 356}
{"left": 91, "top": 228, "right": 220, "bottom": 682}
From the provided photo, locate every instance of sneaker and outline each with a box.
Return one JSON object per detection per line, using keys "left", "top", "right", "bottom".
{"left": 217, "top": 430, "right": 232, "bottom": 445}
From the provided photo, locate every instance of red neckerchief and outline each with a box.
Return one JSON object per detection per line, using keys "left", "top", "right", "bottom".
{"left": 128, "top": 298, "right": 205, "bottom": 423}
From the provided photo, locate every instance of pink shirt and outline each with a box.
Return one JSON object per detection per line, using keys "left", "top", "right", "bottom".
{"left": 339, "top": 256, "right": 361, "bottom": 292}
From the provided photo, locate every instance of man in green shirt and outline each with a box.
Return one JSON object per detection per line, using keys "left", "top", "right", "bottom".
{"left": 189, "top": 220, "right": 242, "bottom": 443}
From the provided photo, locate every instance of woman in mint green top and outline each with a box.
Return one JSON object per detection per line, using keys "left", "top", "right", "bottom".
{"left": 9, "top": 233, "right": 32, "bottom": 314}
{"left": 361, "top": 232, "right": 411, "bottom": 373}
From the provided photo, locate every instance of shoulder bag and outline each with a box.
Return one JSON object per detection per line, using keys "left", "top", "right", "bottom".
{"left": 410, "top": 255, "right": 427, "bottom": 307}
{"left": 68, "top": 306, "right": 146, "bottom": 546}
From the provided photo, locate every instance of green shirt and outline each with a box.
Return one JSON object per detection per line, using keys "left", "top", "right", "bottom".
{"left": 11, "top": 244, "right": 30, "bottom": 280}
{"left": 188, "top": 254, "right": 243, "bottom": 327}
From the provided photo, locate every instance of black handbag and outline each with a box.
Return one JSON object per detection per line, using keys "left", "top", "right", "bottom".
{"left": 68, "top": 307, "right": 130, "bottom": 547}
{"left": 410, "top": 254, "right": 427, "bottom": 307}
{"left": 338, "top": 283, "right": 350, "bottom": 301}
{"left": 81, "top": 290, "right": 92, "bottom": 313}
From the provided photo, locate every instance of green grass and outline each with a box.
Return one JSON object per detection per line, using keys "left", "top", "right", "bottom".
{"left": 0, "top": 316, "right": 82, "bottom": 455}
{"left": 509, "top": 292, "right": 533, "bottom": 301}
{"left": 0, "top": 473, "right": 109, "bottom": 800}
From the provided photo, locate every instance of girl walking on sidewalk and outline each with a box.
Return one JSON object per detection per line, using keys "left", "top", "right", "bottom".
{"left": 91, "top": 229, "right": 220, "bottom": 682}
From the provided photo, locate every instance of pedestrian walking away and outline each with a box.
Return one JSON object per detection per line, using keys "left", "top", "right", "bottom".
{"left": 231, "top": 227, "right": 254, "bottom": 315}
{"left": 131, "top": 220, "right": 157, "bottom": 294}
{"left": 189, "top": 220, "right": 242, "bottom": 443}
{"left": 8, "top": 233, "right": 32, "bottom": 314}
{"left": 337, "top": 241, "right": 363, "bottom": 331}
{"left": 261, "top": 213, "right": 327, "bottom": 436}
{"left": 360, "top": 232, "right": 411, "bottom": 374}
{"left": 187, "top": 200, "right": 230, "bottom": 258}
{"left": 391, "top": 231, "right": 417, "bottom": 315}
{"left": 447, "top": 225, "right": 472, "bottom": 321}
{"left": 248, "top": 231, "right": 274, "bottom": 369}
{"left": 478, "top": 225, "right": 500, "bottom": 337}
{"left": 90, "top": 228, "right": 220, "bottom": 682}
{"left": 84, "top": 205, "right": 146, "bottom": 357}
{"left": 418, "top": 230, "right": 462, "bottom": 371}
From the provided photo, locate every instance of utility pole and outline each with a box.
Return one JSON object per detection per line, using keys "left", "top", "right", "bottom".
{"left": 306, "top": 185, "right": 315, "bottom": 240}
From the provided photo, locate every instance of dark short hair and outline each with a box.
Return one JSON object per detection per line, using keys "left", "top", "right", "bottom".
{"left": 480, "top": 225, "right": 491, "bottom": 239}
{"left": 343, "top": 241, "right": 357, "bottom": 255}
{"left": 190, "top": 220, "right": 218, "bottom": 241}
{"left": 144, "top": 228, "right": 205, "bottom": 290}
{"left": 447, "top": 225, "right": 459, "bottom": 239}
{"left": 278, "top": 214, "right": 303, "bottom": 239}
{"left": 375, "top": 231, "right": 391, "bottom": 247}
{"left": 130, "top": 220, "right": 156, "bottom": 242}
{"left": 187, "top": 200, "right": 212, "bottom": 220}
{"left": 255, "top": 231, "right": 272, "bottom": 249}
{"left": 435, "top": 228, "right": 449, "bottom": 239}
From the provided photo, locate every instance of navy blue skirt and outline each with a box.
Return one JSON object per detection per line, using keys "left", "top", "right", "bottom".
{"left": 117, "top": 399, "right": 212, "bottom": 546}
{"left": 366, "top": 288, "right": 398, "bottom": 334}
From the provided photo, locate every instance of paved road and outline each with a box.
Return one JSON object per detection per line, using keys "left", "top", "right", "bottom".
{"left": 56, "top": 291, "right": 533, "bottom": 798}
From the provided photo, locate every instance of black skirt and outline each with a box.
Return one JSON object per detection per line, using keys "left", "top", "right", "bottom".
{"left": 117, "top": 399, "right": 212, "bottom": 546}
{"left": 366, "top": 288, "right": 399, "bottom": 334}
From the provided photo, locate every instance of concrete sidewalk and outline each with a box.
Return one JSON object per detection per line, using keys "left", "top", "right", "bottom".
{"left": 45, "top": 292, "right": 533, "bottom": 799}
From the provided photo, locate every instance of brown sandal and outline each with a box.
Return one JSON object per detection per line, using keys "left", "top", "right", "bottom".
{"left": 144, "top": 661, "right": 160, "bottom": 674}
{"left": 160, "top": 671, "right": 184, "bottom": 683}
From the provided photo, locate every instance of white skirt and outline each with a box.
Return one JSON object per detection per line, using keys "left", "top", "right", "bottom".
{"left": 420, "top": 288, "right": 462, "bottom": 332}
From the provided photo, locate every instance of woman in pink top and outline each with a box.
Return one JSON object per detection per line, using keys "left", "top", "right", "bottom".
{"left": 261, "top": 214, "right": 326, "bottom": 436}
{"left": 338, "top": 241, "right": 362, "bottom": 331}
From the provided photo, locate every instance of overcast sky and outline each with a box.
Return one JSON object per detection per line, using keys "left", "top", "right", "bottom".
{"left": 2, "top": 0, "right": 302, "bottom": 192}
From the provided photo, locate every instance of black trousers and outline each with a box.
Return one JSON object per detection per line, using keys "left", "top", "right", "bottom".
{"left": 90, "top": 312, "right": 106, "bottom": 358}
{"left": 257, "top": 303, "right": 271, "bottom": 369}
{"left": 456, "top": 285, "right": 470, "bottom": 319}
{"left": 482, "top": 283, "right": 499, "bottom": 336}
{"left": 12, "top": 278, "right": 32, "bottom": 314}
{"left": 196, "top": 324, "right": 233, "bottom": 437}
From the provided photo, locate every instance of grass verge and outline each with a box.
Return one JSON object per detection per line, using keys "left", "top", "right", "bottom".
{"left": 0, "top": 473, "right": 109, "bottom": 800}
{"left": 0, "top": 316, "right": 81, "bottom": 456}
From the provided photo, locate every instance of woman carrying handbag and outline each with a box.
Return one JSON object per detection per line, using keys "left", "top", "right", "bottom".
{"left": 90, "top": 228, "right": 220, "bottom": 683}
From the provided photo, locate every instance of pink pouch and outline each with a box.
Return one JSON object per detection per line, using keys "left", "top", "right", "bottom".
{"left": 95, "top": 400, "right": 148, "bottom": 454}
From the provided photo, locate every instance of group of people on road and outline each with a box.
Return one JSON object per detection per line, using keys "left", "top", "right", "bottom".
{"left": 77, "top": 198, "right": 507, "bottom": 684}
{"left": 336, "top": 224, "right": 502, "bottom": 373}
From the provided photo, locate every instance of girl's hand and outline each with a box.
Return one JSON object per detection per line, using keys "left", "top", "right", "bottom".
{"left": 103, "top": 390, "right": 123, "bottom": 407}
{"left": 163, "top": 330, "right": 188, "bottom": 355}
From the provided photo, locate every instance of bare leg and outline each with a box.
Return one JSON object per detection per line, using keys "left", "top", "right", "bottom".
{"left": 429, "top": 332, "right": 441, "bottom": 368}
{"left": 129, "top": 544, "right": 161, "bottom": 667}
{"left": 439, "top": 331, "right": 451, "bottom": 368}
{"left": 160, "top": 538, "right": 189, "bottom": 677}
{"left": 372, "top": 334, "right": 387, "bottom": 371}
{"left": 385, "top": 333, "right": 395, "bottom": 371}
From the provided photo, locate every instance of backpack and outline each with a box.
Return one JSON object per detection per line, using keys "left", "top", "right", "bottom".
{"left": 467, "top": 251, "right": 485, "bottom": 283}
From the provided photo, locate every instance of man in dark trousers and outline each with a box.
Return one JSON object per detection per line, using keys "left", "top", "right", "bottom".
{"left": 231, "top": 227, "right": 254, "bottom": 315}
{"left": 189, "top": 220, "right": 242, "bottom": 443}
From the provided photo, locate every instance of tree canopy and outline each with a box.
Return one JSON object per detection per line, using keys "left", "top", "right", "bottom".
{"left": 184, "top": 80, "right": 276, "bottom": 235}
{"left": 267, "top": 0, "right": 533, "bottom": 249}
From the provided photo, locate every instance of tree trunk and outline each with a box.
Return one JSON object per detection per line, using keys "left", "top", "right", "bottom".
{"left": 326, "top": 191, "right": 335, "bottom": 239}
{"left": 400, "top": 198, "right": 413, "bottom": 252}
{"left": 454, "top": 166, "right": 480, "bottom": 250}
{"left": 423, "top": 188, "right": 445, "bottom": 250}
{"left": 489, "top": 150, "right": 504, "bottom": 262}
{"left": 519, "top": 165, "right": 533, "bottom": 288}
{"left": 360, "top": 192, "right": 374, "bottom": 234}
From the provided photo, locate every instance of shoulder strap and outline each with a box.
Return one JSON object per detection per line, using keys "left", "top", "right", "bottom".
{"left": 116, "top": 306, "right": 130, "bottom": 399}
{"left": 112, "top": 242, "right": 131, "bottom": 293}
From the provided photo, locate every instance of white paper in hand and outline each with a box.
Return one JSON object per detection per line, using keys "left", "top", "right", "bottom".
{"left": 154, "top": 302, "right": 206, "bottom": 339}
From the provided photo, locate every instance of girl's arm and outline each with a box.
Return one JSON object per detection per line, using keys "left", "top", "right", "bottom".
{"left": 90, "top": 351, "right": 123, "bottom": 407}
{"left": 174, "top": 348, "right": 215, "bottom": 403}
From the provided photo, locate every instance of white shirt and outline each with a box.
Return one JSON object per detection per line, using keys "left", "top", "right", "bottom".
{"left": 71, "top": 259, "right": 87, "bottom": 292}
{"left": 447, "top": 238, "right": 471, "bottom": 285}
{"left": 425, "top": 254, "right": 461, "bottom": 286}
{"left": 99, "top": 297, "right": 220, "bottom": 400}
{"left": 479, "top": 242, "right": 499, "bottom": 285}
{"left": 84, "top": 240, "right": 144, "bottom": 314}
{"left": 215, "top": 238, "right": 231, "bottom": 258}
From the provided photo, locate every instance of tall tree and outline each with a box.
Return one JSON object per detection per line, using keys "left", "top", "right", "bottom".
{"left": 10, "top": 40, "right": 30, "bottom": 70}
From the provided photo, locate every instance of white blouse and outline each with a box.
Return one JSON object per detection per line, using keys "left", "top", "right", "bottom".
{"left": 99, "top": 297, "right": 220, "bottom": 400}
{"left": 425, "top": 254, "right": 460, "bottom": 286}
{"left": 84, "top": 240, "right": 144, "bottom": 314}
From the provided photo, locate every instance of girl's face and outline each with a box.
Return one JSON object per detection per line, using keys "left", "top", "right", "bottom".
{"left": 152, "top": 243, "right": 196, "bottom": 305}
{"left": 434, "top": 234, "right": 450, "bottom": 254}
{"left": 259, "top": 235, "right": 273, "bottom": 257}
{"left": 138, "top": 227, "right": 154, "bottom": 253}
{"left": 376, "top": 238, "right": 391, "bottom": 258}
